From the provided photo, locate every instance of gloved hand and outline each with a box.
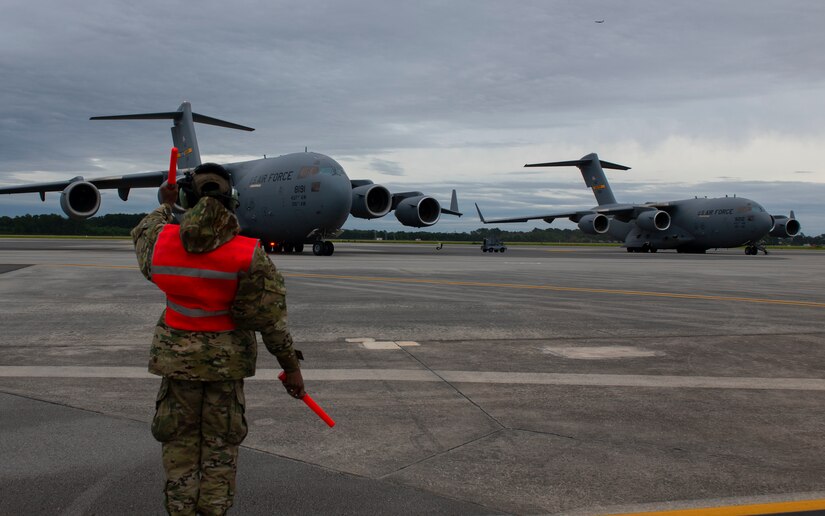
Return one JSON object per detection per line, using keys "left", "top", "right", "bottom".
{"left": 281, "top": 370, "right": 306, "bottom": 399}
{"left": 160, "top": 184, "right": 178, "bottom": 207}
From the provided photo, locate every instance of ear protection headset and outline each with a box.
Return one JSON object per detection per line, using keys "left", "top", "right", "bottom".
{"left": 177, "top": 163, "right": 240, "bottom": 211}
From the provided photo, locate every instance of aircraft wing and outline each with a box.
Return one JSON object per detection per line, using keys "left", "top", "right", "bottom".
{"left": 0, "top": 170, "right": 166, "bottom": 200}
{"left": 475, "top": 203, "right": 659, "bottom": 224}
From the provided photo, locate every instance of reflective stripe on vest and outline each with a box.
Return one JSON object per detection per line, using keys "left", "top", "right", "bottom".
{"left": 151, "top": 224, "right": 259, "bottom": 332}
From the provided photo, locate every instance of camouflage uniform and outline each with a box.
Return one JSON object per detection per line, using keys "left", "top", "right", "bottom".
{"left": 132, "top": 197, "right": 300, "bottom": 516}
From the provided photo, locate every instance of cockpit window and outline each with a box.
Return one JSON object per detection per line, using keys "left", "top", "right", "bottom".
{"left": 319, "top": 166, "right": 342, "bottom": 176}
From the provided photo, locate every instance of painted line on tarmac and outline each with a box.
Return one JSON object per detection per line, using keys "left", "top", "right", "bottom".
{"left": 42, "top": 265, "right": 825, "bottom": 308}
{"left": 607, "top": 497, "right": 825, "bottom": 515}
{"left": 2, "top": 367, "right": 825, "bottom": 391}
{"left": 284, "top": 272, "right": 825, "bottom": 309}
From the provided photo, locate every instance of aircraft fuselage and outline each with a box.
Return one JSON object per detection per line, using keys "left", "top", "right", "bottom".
{"left": 226, "top": 152, "right": 352, "bottom": 244}
{"left": 607, "top": 196, "right": 774, "bottom": 251}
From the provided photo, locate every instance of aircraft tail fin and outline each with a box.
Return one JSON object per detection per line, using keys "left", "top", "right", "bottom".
{"left": 525, "top": 153, "right": 628, "bottom": 206}
{"left": 91, "top": 102, "right": 254, "bottom": 170}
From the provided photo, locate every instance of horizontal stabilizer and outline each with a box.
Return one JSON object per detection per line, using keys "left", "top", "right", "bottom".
{"left": 91, "top": 112, "right": 254, "bottom": 131}
{"left": 525, "top": 159, "right": 630, "bottom": 170}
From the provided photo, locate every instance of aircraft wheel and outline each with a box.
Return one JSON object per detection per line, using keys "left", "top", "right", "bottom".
{"left": 312, "top": 242, "right": 324, "bottom": 256}
{"left": 323, "top": 241, "right": 335, "bottom": 256}
{"left": 501, "top": 248, "right": 507, "bottom": 252}
{"left": 650, "top": 248, "right": 657, "bottom": 253}
{"left": 294, "top": 243, "right": 304, "bottom": 254}
{"left": 284, "top": 243, "right": 294, "bottom": 253}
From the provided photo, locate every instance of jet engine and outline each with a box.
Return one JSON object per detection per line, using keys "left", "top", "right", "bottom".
{"left": 394, "top": 195, "right": 441, "bottom": 227}
{"left": 635, "top": 210, "right": 671, "bottom": 232}
{"left": 577, "top": 213, "right": 609, "bottom": 234}
{"left": 350, "top": 184, "right": 392, "bottom": 219}
{"left": 60, "top": 180, "right": 101, "bottom": 220}
{"left": 769, "top": 215, "right": 801, "bottom": 237}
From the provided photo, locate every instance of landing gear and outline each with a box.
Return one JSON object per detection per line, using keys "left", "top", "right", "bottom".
{"left": 313, "top": 241, "right": 334, "bottom": 256}
{"left": 744, "top": 242, "right": 768, "bottom": 255}
{"left": 627, "top": 244, "right": 657, "bottom": 253}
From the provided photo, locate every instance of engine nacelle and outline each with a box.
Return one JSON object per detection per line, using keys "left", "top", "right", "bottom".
{"left": 635, "top": 210, "right": 671, "bottom": 232}
{"left": 350, "top": 184, "right": 392, "bottom": 219}
{"left": 577, "top": 213, "right": 609, "bottom": 234}
{"left": 60, "top": 181, "right": 101, "bottom": 220}
{"left": 769, "top": 216, "right": 801, "bottom": 237}
{"left": 394, "top": 195, "right": 441, "bottom": 227}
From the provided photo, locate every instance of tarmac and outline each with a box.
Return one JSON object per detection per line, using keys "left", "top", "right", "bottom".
{"left": 1, "top": 238, "right": 824, "bottom": 515}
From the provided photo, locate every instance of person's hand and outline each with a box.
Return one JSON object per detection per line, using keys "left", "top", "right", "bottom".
{"left": 282, "top": 370, "right": 305, "bottom": 399}
{"left": 160, "top": 184, "right": 178, "bottom": 207}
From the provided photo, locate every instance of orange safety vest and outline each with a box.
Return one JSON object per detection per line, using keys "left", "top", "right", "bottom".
{"left": 151, "top": 224, "right": 259, "bottom": 332}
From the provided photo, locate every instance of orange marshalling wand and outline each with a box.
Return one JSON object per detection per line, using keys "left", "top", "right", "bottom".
{"left": 167, "top": 147, "right": 178, "bottom": 186}
{"left": 278, "top": 371, "right": 336, "bottom": 428}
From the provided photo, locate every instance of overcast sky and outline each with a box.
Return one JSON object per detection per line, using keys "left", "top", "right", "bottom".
{"left": 1, "top": 0, "right": 823, "bottom": 235}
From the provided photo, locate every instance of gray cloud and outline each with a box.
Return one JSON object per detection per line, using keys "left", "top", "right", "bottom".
{"left": 1, "top": 0, "right": 823, "bottom": 235}
{"left": 368, "top": 158, "right": 405, "bottom": 177}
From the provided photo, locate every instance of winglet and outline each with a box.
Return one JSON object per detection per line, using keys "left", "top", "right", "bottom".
{"left": 475, "top": 203, "right": 487, "bottom": 223}
{"left": 440, "top": 189, "right": 462, "bottom": 216}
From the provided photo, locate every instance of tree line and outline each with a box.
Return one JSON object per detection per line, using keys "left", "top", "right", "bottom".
{"left": 0, "top": 213, "right": 822, "bottom": 246}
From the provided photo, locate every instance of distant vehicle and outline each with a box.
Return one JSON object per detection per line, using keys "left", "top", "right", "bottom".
{"left": 475, "top": 153, "right": 801, "bottom": 255}
{"left": 0, "top": 102, "right": 462, "bottom": 256}
{"left": 481, "top": 237, "right": 507, "bottom": 253}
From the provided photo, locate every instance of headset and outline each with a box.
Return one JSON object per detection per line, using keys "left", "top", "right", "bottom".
{"left": 177, "top": 163, "right": 240, "bottom": 211}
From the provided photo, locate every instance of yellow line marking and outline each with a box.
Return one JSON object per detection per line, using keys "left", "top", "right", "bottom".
{"left": 38, "top": 265, "right": 825, "bottom": 309}
{"left": 284, "top": 272, "right": 825, "bottom": 308}
{"left": 609, "top": 498, "right": 825, "bottom": 515}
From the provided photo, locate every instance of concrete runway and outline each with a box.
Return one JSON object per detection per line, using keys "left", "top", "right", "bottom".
{"left": 1, "top": 238, "right": 824, "bottom": 515}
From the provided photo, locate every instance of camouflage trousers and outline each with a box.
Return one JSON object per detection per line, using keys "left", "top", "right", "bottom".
{"left": 152, "top": 377, "right": 249, "bottom": 516}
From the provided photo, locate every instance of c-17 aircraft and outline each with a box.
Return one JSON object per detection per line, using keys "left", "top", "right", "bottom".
{"left": 0, "top": 102, "right": 461, "bottom": 256}
{"left": 475, "top": 153, "right": 800, "bottom": 254}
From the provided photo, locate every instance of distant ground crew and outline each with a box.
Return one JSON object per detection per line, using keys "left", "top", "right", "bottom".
{"left": 131, "top": 161, "right": 305, "bottom": 515}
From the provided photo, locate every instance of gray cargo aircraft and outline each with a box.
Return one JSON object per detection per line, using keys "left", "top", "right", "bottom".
{"left": 0, "top": 102, "right": 461, "bottom": 256}
{"left": 475, "top": 153, "right": 800, "bottom": 254}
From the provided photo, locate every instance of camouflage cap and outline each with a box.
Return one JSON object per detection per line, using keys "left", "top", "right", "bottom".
{"left": 192, "top": 163, "right": 232, "bottom": 198}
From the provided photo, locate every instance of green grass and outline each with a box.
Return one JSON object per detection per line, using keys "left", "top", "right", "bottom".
{"left": 2, "top": 234, "right": 820, "bottom": 250}
{"left": 0, "top": 234, "right": 130, "bottom": 240}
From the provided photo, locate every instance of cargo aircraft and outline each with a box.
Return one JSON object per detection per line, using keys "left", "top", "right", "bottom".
{"left": 0, "top": 102, "right": 461, "bottom": 256}
{"left": 475, "top": 153, "right": 800, "bottom": 254}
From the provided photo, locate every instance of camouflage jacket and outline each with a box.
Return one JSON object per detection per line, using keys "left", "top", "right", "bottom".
{"left": 131, "top": 197, "right": 300, "bottom": 381}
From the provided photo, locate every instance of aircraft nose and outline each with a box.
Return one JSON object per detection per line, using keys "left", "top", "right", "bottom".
{"left": 759, "top": 211, "right": 774, "bottom": 233}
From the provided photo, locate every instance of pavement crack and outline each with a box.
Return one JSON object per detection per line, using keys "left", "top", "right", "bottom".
{"left": 378, "top": 428, "right": 505, "bottom": 480}
{"left": 510, "top": 427, "right": 578, "bottom": 441}
{"left": 398, "top": 346, "right": 505, "bottom": 429}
